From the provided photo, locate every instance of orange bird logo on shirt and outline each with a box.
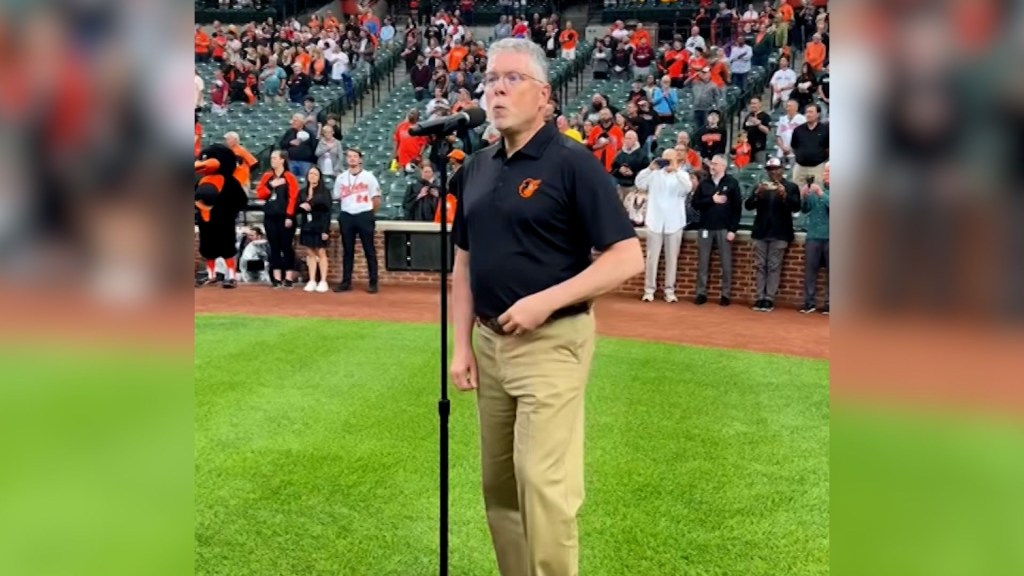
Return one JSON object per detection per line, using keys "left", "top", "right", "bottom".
{"left": 518, "top": 178, "right": 542, "bottom": 198}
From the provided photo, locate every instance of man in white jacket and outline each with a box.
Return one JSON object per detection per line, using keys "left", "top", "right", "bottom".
{"left": 635, "top": 148, "right": 692, "bottom": 302}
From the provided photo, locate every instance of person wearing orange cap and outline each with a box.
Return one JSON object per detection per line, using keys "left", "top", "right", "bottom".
{"left": 435, "top": 150, "right": 464, "bottom": 224}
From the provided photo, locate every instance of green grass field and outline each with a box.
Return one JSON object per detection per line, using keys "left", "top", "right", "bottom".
{"left": 195, "top": 315, "right": 829, "bottom": 576}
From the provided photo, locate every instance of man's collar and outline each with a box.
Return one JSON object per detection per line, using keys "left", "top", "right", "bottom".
{"left": 495, "top": 121, "right": 559, "bottom": 160}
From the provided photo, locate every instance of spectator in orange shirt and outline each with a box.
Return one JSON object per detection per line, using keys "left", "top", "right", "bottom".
{"left": 775, "top": 0, "right": 794, "bottom": 49}
{"left": 586, "top": 108, "right": 625, "bottom": 172}
{"left": 394, "top": 109, "right": 430, "bottom": 172}
{"left": 195, "top": 26, "right": 210, "bottom": 62}
{"left": 559, "top": 21, "right": 579, "bottom": 60}
{"left": 707, "top": 48, "right": 731, "bottom": 88}
{"left": 296, "top": 45, "right": 314, "bottom": 75}
{"left": 732, "top": 132, "right": 751, "bottom": 168}
{"left": 673, "top": 131, "right": 703, "bottom": 171}
{"left": 194, "top": 116, "right": 202, "bottom": 159}
{"left": 211, "top": 32, "right": 226, "bottom": 62}
{"left": 225, "top": 131, "right": 259, "bottom": 191}
{"left": 661, "top": 40, "right": 689, "bottom": 88}
{"left": 434, "top": 150, "right": 464, "bottom": 224}
{"left": 630, "top": 23, "right": 652, "bottom": 49}
{"left": 447, "top": 39, "right": 469, "bottom": 73}
{"left": 805, "top": 33, "right": 827, "bottom": 71}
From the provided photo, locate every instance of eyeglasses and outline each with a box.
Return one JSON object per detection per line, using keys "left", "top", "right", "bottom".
{"left": 482, "top": 71, "right": 546, "bottom": 89}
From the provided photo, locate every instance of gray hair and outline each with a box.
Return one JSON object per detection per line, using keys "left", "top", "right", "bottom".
{"left": 486, "top": 38, "right": 549, "bottom": 84}
{"left": 224, "top": 131, "right": 240, "bottom": 143}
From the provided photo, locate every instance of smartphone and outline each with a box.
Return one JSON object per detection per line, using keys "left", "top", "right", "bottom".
{"left": 655, "top": 158, "right": 670, "bottom": 168}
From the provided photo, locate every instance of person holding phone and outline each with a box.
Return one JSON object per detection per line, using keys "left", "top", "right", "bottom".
{"left": 800, "top": 162, "right": 829, "bottom": 314}
{"left": 255, "top": 149, "right": 301, "bottom": 288}
{"left": 635, "top": 148, "right": 691, "bottom": 302}
{"left": 745, "top": 156, "right": 801, "bottom": 312}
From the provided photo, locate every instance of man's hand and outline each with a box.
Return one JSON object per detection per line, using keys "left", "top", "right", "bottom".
{"left": 300, "top": 202, "right": 311, "bottom": 211}
{"left": 499, "top": 293, "right": 555, "bottom": 335}
{"left": 713, "top": 191, "right": 727, "bottom": 204}
{"left": 811, "top": 183, "right": 823, "bottom": 196}
{"left": 285, "top": 218, "right": 293, "bottom": 228}
{"left": 727, "top": 231, "right": 736, "bottom": 242}
{"left": 450, "top": 348, "right": 478, "bottom": 391}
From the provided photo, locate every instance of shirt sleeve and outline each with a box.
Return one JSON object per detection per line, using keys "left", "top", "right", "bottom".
{"left": 571, "top": 152, "right": 638, "bottom": 250}
{"left": 285, "top": 173, "right": 300, "bottom": 216}
{"left": 674, "top": 169, "right": 692, "bottom": 194}
{"left": 634, "top": 167, "right": 653, "bottom": 191}
{"left": 451, "top": 185, "right": 469, "bottom": 251}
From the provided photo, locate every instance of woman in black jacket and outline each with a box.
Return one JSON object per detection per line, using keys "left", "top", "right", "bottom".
{"left": 298, "top": 166, "right": 333, "bottom": 292}
{"left": 403, "top": 163, "right": 440, "bottom": 222}
{"left": 255, "top": 149, "right": 300, "bottom": 288}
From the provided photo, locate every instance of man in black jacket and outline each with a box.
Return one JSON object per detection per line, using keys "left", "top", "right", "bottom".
{"left": 279, "top": 113, "right": 318, "bottom": 179}
{"left": 690, "top": 154, "right": 743, "bottom": 305}
{"left": 745, "top": 156, "right": 802, "bottom": 312}
{"left": 611, "top": 130, "right": 649, "bottom": 203}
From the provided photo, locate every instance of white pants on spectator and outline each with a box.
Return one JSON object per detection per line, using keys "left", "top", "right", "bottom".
{"left": 561, "top": 48, "right": 576, "bottom": 60}
{"left": 644, "top": 229, "right": 683, "bottom": 297}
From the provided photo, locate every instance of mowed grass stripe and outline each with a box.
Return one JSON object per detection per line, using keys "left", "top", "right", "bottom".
{"left": 196, "top": 315, "right": 828, "bottom": 576}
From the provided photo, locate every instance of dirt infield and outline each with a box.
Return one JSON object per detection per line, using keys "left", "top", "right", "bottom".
{"left": 195, "top": 284, "right": 829, "bottom": 359}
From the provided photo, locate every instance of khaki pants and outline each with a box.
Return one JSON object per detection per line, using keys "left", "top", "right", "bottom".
{"left": 775, "top": 20, "right": 789, "bottom": 49}
{"left": 616, "top": 184, "right": 636, "bottom": 203}
{"left": 792, "top": 162, "right": 825, "bottom": 186}
{"left": 473, "top": 311, "right": 597, "bottom": 576}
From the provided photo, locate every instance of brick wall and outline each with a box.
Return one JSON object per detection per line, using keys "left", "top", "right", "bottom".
{"left": 195, "top": 224, "right": 828, "bottom": 308}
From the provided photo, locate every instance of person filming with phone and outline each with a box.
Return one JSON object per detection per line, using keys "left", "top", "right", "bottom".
{"left": 635, "top": 148, "right": 692, "bottom": 303}
{"left": 745, "top": 156, "right": 801, "bottom": 312}
{"left": 799, "top": 162, "right": 829, "bottom": 315}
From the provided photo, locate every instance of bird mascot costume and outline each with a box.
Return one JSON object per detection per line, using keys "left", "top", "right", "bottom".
{"left": 195, "top": 143, "right": 249, "bottom": 288}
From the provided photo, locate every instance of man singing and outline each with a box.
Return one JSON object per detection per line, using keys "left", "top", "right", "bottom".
{"left": 449, "top": 38, "right": 643, "bottom": 576}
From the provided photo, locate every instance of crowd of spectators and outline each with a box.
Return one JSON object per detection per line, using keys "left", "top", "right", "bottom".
{"left": 197, "top": 0, "right": 830, "bottom": 313}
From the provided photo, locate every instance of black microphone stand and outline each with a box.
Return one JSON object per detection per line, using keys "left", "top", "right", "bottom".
{"left": 434, "top": 132, "right": 453, "bottom": 576}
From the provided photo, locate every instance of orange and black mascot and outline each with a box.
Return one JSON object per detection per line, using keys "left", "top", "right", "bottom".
{"left": 195, "top": 143, "right": 248, "bottom": 288}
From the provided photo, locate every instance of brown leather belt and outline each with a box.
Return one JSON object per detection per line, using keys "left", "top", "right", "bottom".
{"left": 476, "top": 302, "right": 591, "bottom": 336}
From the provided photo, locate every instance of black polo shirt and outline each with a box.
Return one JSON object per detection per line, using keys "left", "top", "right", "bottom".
{"left": 791, "top": 121, "right": 829, "bottom": 167}
{"left": 451, "top": 121, "right": 637, "bottom": 319}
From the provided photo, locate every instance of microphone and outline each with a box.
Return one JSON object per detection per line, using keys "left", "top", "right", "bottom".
{"left": 409, "top": 107, "right": 487, "bottom": 137}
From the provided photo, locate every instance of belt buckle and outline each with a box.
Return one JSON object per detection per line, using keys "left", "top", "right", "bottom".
{"left": 477, "top": 317, "right": 508, "bottom": 336}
